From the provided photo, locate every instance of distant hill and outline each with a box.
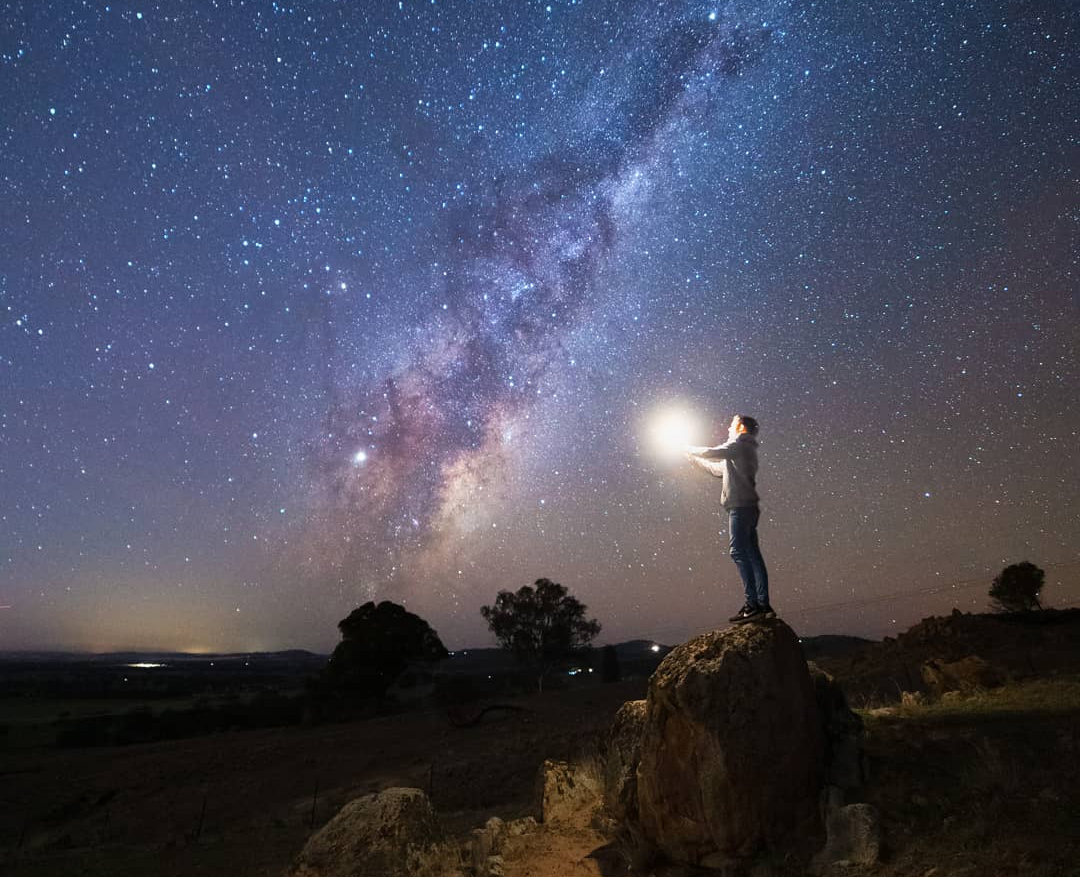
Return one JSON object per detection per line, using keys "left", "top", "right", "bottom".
{"left": 0, "top": 637, "right": 863, "bottom": 671}
{"left": 613, "top": 639, "right": 673, "bottom": 659}
{"left": 0, "top": 649, "right": 327, "bottom": 664}
{"left": 798, "top": 634, "right": 874, "bottom": 661}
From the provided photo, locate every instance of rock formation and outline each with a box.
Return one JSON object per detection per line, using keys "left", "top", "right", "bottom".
{"left": 633, "top": 620, "right": 825, "bottom": 868}
{"left": 814, "top": 787, "right": 881, "bottom": 870}
{"left": 289, "top": 787, "right": 444, "bottom": 877}
{"left": 920, "top": 654, "right": 1003, "bottom": 699}
{"left": 603, "top": 698, "right": 647, "bottom": 824}
{"left": 536, "top": 758, "right": 602, "bottom": 826}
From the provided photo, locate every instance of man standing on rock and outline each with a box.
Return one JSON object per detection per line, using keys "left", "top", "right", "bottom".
{"left": 686, "top": 414, "right": 774, "bottom": 624}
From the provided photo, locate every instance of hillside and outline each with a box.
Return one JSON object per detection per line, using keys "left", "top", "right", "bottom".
{"left": 2, "top": 610, "right": 1078, "bottom": 876}
{"left": 812, "top": 607, "right": 1080, "bottom": 705}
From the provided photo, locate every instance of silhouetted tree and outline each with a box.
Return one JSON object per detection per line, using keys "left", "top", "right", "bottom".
{"left": 989, "top": 561, "right": 1045, "bottom": 613}
{"left": 324, "top": 601, "right": 448, "bottom": 700}
{"left": 600, "top": 644, "right": 621, "bottom": 683}
{"left": 481, "top": 578, "right": 601, "bottom": 691}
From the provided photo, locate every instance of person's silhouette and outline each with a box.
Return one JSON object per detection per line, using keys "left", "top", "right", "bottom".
{"left": 687, "top": 414, "right": 773, "bottom": 624}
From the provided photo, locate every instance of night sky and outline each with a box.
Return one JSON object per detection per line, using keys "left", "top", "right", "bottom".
{"left": 2, "top": 0, "right": 1077, "bottom": 653}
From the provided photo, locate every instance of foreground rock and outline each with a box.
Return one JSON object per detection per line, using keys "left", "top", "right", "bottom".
{"left": 603, "top": 699, "right": 647, "bottom": 824}
{"left": 537, "top": 758, "right": 603, "bottom": 827}
{"left": 635, "top": 621, "right": 825, "bottom": 868}
{"left": 289, "top": 787, "right": 445, "bottom": 877}
{"left": 814, "top": 787, "right": 881, "bottom": 871}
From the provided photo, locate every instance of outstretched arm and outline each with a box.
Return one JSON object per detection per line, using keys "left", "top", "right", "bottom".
{"left": 688, "top": 444, "right": 734, "bottom": 460}
{"left": 686, "top": 445, "right": 730, "bottom": 476}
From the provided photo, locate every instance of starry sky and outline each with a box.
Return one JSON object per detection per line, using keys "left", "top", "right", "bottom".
{"left": 1, "top": 0, "right": 1077, "bottom": 654}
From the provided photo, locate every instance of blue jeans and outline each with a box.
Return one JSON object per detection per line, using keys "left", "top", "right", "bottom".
{"left": 729, "top": 506, "right": 769, "bottom": 608}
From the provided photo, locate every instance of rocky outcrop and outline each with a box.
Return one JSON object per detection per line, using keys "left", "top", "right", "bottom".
{"left": 816, "top": 608, "right": 1080, "bottom": 704}
{"left": 602, "top": 699, "right": 647, "bottom": 824}
{"left": 289, "top": 787, "right": 444, "bottom": 877}
{"left": 634, "top": 621, "right": 825, "bottom": 867}
{"left": 469, "top": 816, "right": 514, "bottom": 877}
{"left": 814, "top": 787, "right": 881, "bottom": 871}
{"left": 920, "top": 654, "right": 1003, "bottom": 699}
{"left": 536, "top": 758, "right": 602, "bottom": 826}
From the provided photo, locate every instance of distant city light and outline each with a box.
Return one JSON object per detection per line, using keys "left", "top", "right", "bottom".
{"left": 651, "top": 644, "right": 661, "bottom": 652}
{"left": 125, "top": 662, "right": 166, "bottom": 669}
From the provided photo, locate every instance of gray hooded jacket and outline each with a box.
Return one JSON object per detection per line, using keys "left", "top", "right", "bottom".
{"left": 697, "top": 433, "right": 760, "bottom": 511}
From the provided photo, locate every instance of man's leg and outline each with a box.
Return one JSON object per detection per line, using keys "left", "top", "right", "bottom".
{"left": 728, "top": 508, "right": 759, "bottom": 609}
{"left": 745, "top": 506, "right": 770, "bottom": 609}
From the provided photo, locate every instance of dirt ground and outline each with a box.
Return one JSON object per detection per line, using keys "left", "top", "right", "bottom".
{"left": 0, "top": 679, "right": 646, "bottom": 877}
{"left": 500, "top": 826, "right": 614, "bottom": 877}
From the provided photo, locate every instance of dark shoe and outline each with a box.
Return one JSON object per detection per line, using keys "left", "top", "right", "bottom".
{"left": 760, "top": 605, "right": 777, "bottom": 620}
{"left": 730, "top": 605, "right": 764, "bottom": 624}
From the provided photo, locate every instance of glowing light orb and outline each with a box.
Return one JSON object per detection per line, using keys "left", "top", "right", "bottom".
{"left": 353, "top": 450, "right": 368, "bottom": 465}
{"left": 647, "top": 406, "right": 701, "bottom": 462}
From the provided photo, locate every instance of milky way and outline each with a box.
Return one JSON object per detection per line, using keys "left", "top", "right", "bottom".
{"left": 301, "top": 5, "right": 786, "bottom": 590}
{"left": 1, "top": 0, "right": 1076, "bottom": 651}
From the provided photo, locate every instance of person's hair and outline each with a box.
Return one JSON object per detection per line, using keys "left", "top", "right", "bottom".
{"left": 736, "top": 415, "right": 759, "bottom": 436}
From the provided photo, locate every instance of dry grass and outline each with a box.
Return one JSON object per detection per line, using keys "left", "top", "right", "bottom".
{"left": 882, "top": 676, "right": 1080, "bottom": 719}
{"left": 855, "top": 677, "right": 1080, "bottom": 877}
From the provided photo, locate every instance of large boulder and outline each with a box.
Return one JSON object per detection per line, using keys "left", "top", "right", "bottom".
{"left": 289, "top": 787, "right": 444, "bottom": 877}
{"left": 635, "top": 621, "right": 824, "bottom": 867}
{"left": 603, "top": 699, "right": 647, "bottom": 823}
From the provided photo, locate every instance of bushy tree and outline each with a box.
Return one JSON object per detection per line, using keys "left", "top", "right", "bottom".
{"left": 324, "top": 601, "right": 448, "bottom": 700}
{"left": 988, "top": 561, "right": 1045, "bottom": 613}
{"left": 481, "top": 578, "right": 601, "bottom": 691}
